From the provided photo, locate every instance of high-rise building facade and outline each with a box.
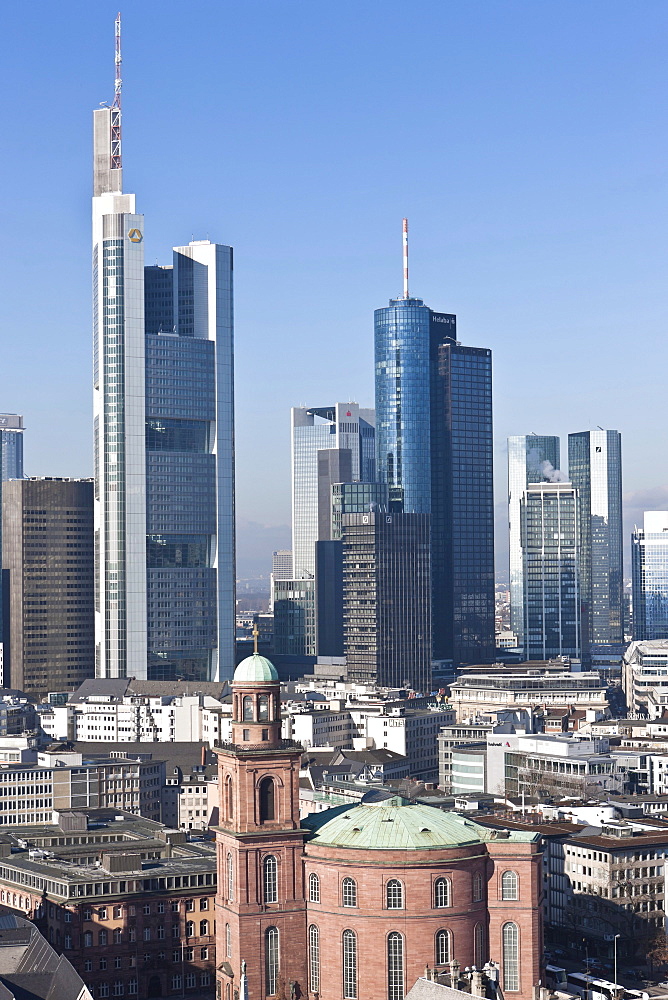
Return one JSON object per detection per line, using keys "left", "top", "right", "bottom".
{"left": 521, "top": 482, "right": 580, "bottom": 660}
{"left": 568, "top": 430, "right": 623, "bottom": 657}
{"left": 2, "top": 478, "right": 94, "bottom": 697}
{"left": 291, "top": 403, "right": 375, "bottom": 580}
{"left": 632, "top": 512, "right": 668, "bottom": 640}
{"left": 0, "top": 415, "right": 24, "bottom": 482}
{"left": 92, "top": 45, "right": 234, "bottom": 682}
{"left": 507, "top": 435, "right": 561, "bottom": 650}
{"left": 342, "top": 511, "right": 432, "bottom": 691}
{"left": 374, "top": 283, "right": 494, "bottom": 665}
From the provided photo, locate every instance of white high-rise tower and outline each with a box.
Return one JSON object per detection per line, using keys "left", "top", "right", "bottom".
{"left": 93, "top": 17, "right": 235, "bottom": 680}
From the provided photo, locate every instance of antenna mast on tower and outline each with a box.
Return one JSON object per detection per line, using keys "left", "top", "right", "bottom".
{"left": 402, "top": 218, "right": 409, "bottom": 298}
{"left": 110, "top": 12, "right": 122, "bottom": 170}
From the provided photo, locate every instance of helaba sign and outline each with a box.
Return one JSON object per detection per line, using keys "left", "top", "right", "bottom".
{"left": 431, "top": 313, "right": 455, "bottom": 324}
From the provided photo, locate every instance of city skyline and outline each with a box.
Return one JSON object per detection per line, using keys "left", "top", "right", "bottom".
{"left": 2, "top": 3, "right": 668, "bottom": 580}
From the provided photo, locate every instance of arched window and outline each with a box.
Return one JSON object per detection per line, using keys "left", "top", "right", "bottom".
{"left": 473, "top": 872, "right": 483, "bottom": 902}
{"left": 342, "top": 929, "right": 357, "bottom": 999}
{"left": 226, "top": 923, "right": 231, "bottom": 958}
{"left": 434, "top": 877, "right": 450, "bottom": 908}
{"left": 259, "top": 777, "right": 275, "bottom": 822}
{"left": 309, "top": 924, "right": 320, "bottom": 993}
{"left": 259, "top": 695, "right": 269, "bottom": 721}
{"left": 264, "top": 855, "right": 278, "bottom": 903}
{"left": 387, "top": 932, "right": 404, "bottom": 1000}
{"left": 342, "top": 877, "right": 357, "bottom": 907}
{"left": 243, "top": 696, "right": 254, "bottom": 721}
{"left": 386, "top": 879, "right": 404, "bottom": 909}
{"left": 435, "top": 930, "right": 450, "bottom": 965}
{"left": 226, "top": 776, "right": 233, "bottom": 820}
{"left": 309, "top": 872, "right": 320, "bottom": 903}
{"left": 502, "top": 922, "right": 519, "bottom": 992}
{"left": 113, "top": 928, "right": 122, "bottom": 944}
{"left": 227, "top": 853, "right": 234, "bottom": 901}
{"left": 185, "top": 921, "right": 194, "bottom": 938}
{"left": 226, "top": 985, "right": 231, "bottom": 1000}
{"left": 200, "top": 920, "right": 209, "bottom": 936}
{"left": 474, "top": 923, "right": 485, "bottom": 968}
{"left": 265, "top": 927, "right": 279, "bottom": 996}
{"left": 501, "top": 870, "right": 519, "bottom": 901}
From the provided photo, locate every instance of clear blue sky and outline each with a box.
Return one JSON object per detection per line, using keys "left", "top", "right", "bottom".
{"left": 2, "top": 1, "right": 667, "bottom": 577}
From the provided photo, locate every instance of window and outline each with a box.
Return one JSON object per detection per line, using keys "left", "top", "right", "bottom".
{"left": 143, "top": 928, "right": 151, "bottom": 942}
{"left": 84, "top": 931, "right": 93, "bottom": 948}
{"left": 473, "top": 873, "right": 483, "bottom": 902}
{"left": 474, "top": 923, "right": 485, "bottom": 968}
{"left": 114, "top": 906, "right": 122, "bottom": 918}
{"left": 436, "top": 930, "right": 450, "bottom": 965}
{"left": 259, "top": 777, "right": 275, "bottom": 822}
{"left": 200, "top": 898, "right": 208, "bottom": 910}
{"left": 172, "top": 976, "right": 183, "bottom": 991}
{"left": 113, "top": 928, "right": 122, "bottom": 944}
{"left": 259, "top": 695, "right": 269, "bottom": 721}
{"left": 64, "top": 934, "right": 72, "bottom": 950}
{"left": 226, "top": 923, "right": 231, "bottom": 958}
{"left": 265, "top": 927, "right": 279, "bottom": 996}
{"left": 143, "top": 904, "right": 151, "bottom": 915}
{"left": 85, "top": 961, "right": 93, "bottom": 973}
{"left": 99, "top": 931, "right": 108, "bottom": 947}
{"left": 158, "top": 902, "right": 165, "bottom": 914}
{"left": 342, "top": 878, "right": 357, "bottom": 908}
{"left": 264, "top": 855, "right": 278, "bottom": 904}
{"left": 157, "top": 926, "right": 165, "bottom": 940}
{"left": 387, "top": 932, "right": 404, "bottom": 1000}
{"left": 84, "top": 908, "right": 92, "bottom": 921}
{"left": 309, "top": 872, "right": 320, "bottom": 903}
{"left": 171, "top": 925, "right": 179, "bottom": 940}
{"left": 186, "top": 922, "right": 194, "bottom": 938}
{"left": 98, "top": 985, "right": 110, "bottom": 999}
{"left": 434, "top": 878, "right": 450, "bottom": 908}
{"left": 227, "top": 853, "right": 234, "bottom": 901}
{"left": 386, "top": 880, "right": 404, "bottom": 909}
{"left": 172, "top": 901, "right": 180, "bottom": 913}
{"left": 342, "top": 929, "right": 357, "bottom": 999}
{"left": 200, "top": 973, "right": 211, "bottom": 987}
{"left": 130, "top": 928, "right": 137, "bottom": 943}
{"left": 200, "top": 920, "right": 209, "bottom": 936}
{"left": 243, "top": 696, "right": 254, "bottom": 721}
{"left": 186, "top": 973, "right": 197, "bottom": 989}
{"left": 113, "top": 982, "right": 124, "bottom": 997}
{"left": 309, "top": 924, "right": 320, "bottom": 993}
{"left": 186, "top": 899, "right": 195, "bottom": 912}
{"left": 185, "top": 948, "right": 194, "bottom": 962}
{"left": 201, "top": 947, "right": 209, "bottom": 961}
{"left": 128, "top": 982, "right": 137, "bottom": 997}
{"left": 502, "top": 922, "right": 519, "bottom": 991}
{"left": 226, "top": 776, "right": 234, "bottom": 820}
{"left": 501, "top": 871, "right": 519, "bottom": 901}
{"left": 173, "top": 950, "right": 181, "bottom": 963}
{"left": 115, "top": 958, "right": 122, "bottom": 970}
{"left": 99, "top": 908, "right": 108, "bottom": 919}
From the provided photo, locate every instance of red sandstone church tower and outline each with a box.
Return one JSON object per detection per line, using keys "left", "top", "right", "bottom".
{"left": 214, "top": 645, "right": 307, "bottom": 1000}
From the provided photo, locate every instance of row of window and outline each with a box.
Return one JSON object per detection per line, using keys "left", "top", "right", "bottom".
{"left": 305, "top": 870, "right": 519, "bottom": 906}
{"left": 94, "top": 973, "right": 210, "bottom": 997}
{"left": 82, "top": 921, "right": 210, "bottom": 946}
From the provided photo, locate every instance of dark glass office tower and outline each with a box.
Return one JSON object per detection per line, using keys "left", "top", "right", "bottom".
{"left": 342, "top": 512, "right": 431, "bottom": 691}
{"left": 568, "top": 430, "right": 623, "bottom": 660}
{"left": 374, "top": 296, "right": 494, "bottom": 665}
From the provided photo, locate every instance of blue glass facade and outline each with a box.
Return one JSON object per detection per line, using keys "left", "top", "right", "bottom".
{"left": 632, "top": 513, "right": 668, "bottom": 640}
{"left": 374, "top": 298, "right": 494, "bottom": 664}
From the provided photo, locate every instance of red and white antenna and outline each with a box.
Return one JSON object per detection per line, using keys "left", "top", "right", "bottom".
{"left": 110, "top": 13, "right": 122, "bottom": 170}
{"left": 402, "top": 218, "right": 409, "bottom": 299}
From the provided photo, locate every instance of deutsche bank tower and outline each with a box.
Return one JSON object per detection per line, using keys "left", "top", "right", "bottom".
{"left": 92, "top": 30, "right": 235, "bottom": 682}
{"left": 374, "top": 236, "right": 495, "bottom": 666}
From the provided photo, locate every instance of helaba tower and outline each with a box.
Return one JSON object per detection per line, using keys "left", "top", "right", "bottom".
{"left": 374, "top": 221, "right": 495, "bottom": 666}
{"left": 92, "top": 17, "right": 235, "bottom": 681}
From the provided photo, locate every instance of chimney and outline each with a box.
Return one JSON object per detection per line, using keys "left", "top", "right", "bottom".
{"left": 201, "top": 745, "right": 207, "bottom": 767}
{"left": 449, "top": 960, "right": 460, "bottom": 990}
{"left": 471, "top": 969, "right": 485, "bottom": 997}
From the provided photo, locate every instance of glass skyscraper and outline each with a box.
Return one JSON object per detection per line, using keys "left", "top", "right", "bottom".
{"left": 0, "top": 415, "right": 24, "bottom": 482}
{"left": 92, "top": 71, "right": 234, "bottom": 681}
{"left": 632, "top": 512, "right": 668, "bottom": 640}
{"left": 568, "top": 430, "right": 623, "bottom": 657}
{"left": 374, "top": 296, "right": 494, "bottom": 664}
{"left": 507, "top": 435, "right": 561, "bottom": 649}
{"left": 521, "top": 482, "right": 581, "bottom": 660}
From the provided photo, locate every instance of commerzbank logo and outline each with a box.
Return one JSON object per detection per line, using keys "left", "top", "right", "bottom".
{"left": 128, "top": 228, "right": 143, "bottom": 243}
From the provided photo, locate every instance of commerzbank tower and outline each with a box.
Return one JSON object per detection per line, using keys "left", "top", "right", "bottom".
{"left": 92, "top": 16, "right": 235, "bottom": 682}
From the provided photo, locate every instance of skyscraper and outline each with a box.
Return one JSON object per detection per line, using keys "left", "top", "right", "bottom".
{"left": 374, "top": 222, "right": 494, "bottom": 665}
{"left": 291, "top": 403, "right": 375, "bottom": 580}
{"left": 521, "top": 481, "right": 580, "bottom": 660}
{"left": 342, "top": 511, "right": 432, "bottom": 691}
{"left": 0, "top": 415, "right": 24, "bottom": 482}
{"left": 92, "top": 18, "right": 234, "bottom": 681}
{"left": 507, "top": 435, "right": 561, "bottom": 650}
{"left": 568, "top": 430, "right": 623, "bottom": 657}
{"left": 632, "top": 512, "right": 668, "bottom": 640}
{"left": 2, "top": 478, "right": 94, "bottom": 697}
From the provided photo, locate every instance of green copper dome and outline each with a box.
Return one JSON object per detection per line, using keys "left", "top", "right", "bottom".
{"left": 233, "top": 653, "right": 279, "bottom": 684}
{"left": 301, "top": 796, "right": 539, "bottom": 851}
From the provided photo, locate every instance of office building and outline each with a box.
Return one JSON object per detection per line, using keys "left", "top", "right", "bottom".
{"left": 291, "top": 403, "right": 375, "bottom": 580}
{"left": 622, "top": 639, "right": 668, "bottom": 717}
{"left": 448, "top": 668, "right": 608, "bottom": 722}
{"left": 374, "top": 239, "right": 494, "bottom": 665}
{"left": 507, "top": 435, "right": 560, "bottom": 651}
{"left": 342, "top": 511, "right": 432, "bottom": 692}
{"left": 331, "top": 481, "right": 388, "bottom": 539}
{"left": 568, "top": 430, "right": 623, "bottom": 658}
{"left": 272, "top": 577, "right": 316, "bottom": 656}
{"left": 269, "top": 550, "right": 292, "bottom": 613}
{"left": 521, "top": 481, "right": 581, "bottom": 660}
{"left": 1, "top": 478, "right": 94, "bottom": 697}
{"left": 632, "top": 512, "right": 668, "bottom": 641}
{"left": 92, "top": 38, "right": 234, "bottom": 681}
{"left": 0, "top": 414, "right": 23, "bottom": 482}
